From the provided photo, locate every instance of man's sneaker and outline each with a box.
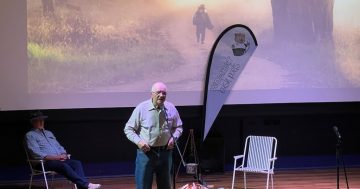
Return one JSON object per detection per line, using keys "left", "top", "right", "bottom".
{"left": 88, "top": 183, "right": 101, "bottom": 189}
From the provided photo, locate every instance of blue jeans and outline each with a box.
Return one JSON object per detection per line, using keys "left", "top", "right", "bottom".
{"left": 42, "top": 159, "right": 89, "bottom": 189}
{"left": 135, "top": 149, "right": 173, "bottom": 189}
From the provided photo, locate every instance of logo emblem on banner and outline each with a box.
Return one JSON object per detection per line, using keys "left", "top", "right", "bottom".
{"left": 203, "top": 25, "right": 258, "bottom": 140}
{"left": 232, "top": 32, "right": 250, "bottom": 56}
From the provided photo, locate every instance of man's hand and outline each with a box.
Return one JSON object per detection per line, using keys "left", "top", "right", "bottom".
{"left": 44, "top": 154, "right": 68, "bottom": 161}
{"left": 167, "top": 137, "right": 175, "bottom": 150}
{"left": 137, "top": 140, "right": 150, "bottom": 152}
{"left": 59, "top": 154, "right": 68, "bottom": 161}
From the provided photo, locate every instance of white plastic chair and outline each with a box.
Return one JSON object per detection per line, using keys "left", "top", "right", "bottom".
{"left": 231, "top": 135, "right": 278, "bottom": 189}
{"left": 24, "top": 146, "right": 77, "bottom": 189}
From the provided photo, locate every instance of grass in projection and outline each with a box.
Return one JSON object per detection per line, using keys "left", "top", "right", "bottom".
{"left": 27, "top": 0, "right": 183, "bottom": 93}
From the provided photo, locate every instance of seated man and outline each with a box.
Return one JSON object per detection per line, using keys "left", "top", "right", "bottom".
{"left": 24, "top": 111, "right": 101, "bottom": 189}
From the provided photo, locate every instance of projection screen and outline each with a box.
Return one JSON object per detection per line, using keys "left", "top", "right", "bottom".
{"left": 0, "top": 0, "right": 359, "bottom": 110}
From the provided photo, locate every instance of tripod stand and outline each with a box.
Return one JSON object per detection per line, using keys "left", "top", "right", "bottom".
{"left": 333, "top": 126, "right": 349, "bottom": 189}
{"left": 175, "top": 129, "right": 206, "bottom": 187}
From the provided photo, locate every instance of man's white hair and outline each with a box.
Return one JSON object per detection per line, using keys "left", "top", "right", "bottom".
{"left": 151, "top": 82, "right": 167, "bottom": 92}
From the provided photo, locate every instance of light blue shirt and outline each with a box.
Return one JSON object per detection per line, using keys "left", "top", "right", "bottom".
{"left": 124, "top": 99, "right": 183, "bottom": 147}
{"left": 25, "top": 128, "right": 66, "bottom": 160}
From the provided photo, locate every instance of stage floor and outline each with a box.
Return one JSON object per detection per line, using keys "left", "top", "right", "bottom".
{"left": 1, "top": 167, "right": 359, "bottom": 189}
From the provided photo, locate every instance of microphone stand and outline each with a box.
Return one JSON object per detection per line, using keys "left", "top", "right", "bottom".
{"left": 334, "top": 127, "right": 349, "bottom": 189}
{"left": 164, "top": 108, "right": 206, "bottom": 188}
{"left": 163, "top": 108, "right": 186, "bottom": 189}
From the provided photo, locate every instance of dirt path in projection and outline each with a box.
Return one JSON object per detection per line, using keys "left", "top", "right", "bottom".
{"left": 95, "top": 10, "right": 216, "bottom": 92}
{"left": 94, "top": 8, "right": 287, "bottom": 93}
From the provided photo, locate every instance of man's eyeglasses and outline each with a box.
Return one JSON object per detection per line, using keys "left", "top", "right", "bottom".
{"left": 152, "top": 91, "right": 167, "bottom": 95}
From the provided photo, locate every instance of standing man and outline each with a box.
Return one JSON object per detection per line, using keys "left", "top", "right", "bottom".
{"left": 24, "top": 111, "right": 101, "bottom": 189}
{"left": 124, "top": 82, "right": 183, "bottom": 189}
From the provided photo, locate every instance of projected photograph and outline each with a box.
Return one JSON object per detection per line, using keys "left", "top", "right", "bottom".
{"left": 27, "top": 0, "right": 360, "bottom": 94}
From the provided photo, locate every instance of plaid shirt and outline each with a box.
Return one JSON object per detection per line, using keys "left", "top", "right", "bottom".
{"left": 124, "top": 99, "right": 183, "bottom": 147}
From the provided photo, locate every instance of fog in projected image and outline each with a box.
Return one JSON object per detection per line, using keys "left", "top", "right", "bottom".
{"left": 28, "top": 0, "right": 359, "bottom": 97}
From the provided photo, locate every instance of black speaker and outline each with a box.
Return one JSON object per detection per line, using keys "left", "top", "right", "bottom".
{"left": 199, "top": 137, "right": 225, "bottom": 173}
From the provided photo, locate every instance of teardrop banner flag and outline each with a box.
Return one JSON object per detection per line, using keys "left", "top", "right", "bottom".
{"left": 203, "top": 24, "right": 258, "bottom": 140}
